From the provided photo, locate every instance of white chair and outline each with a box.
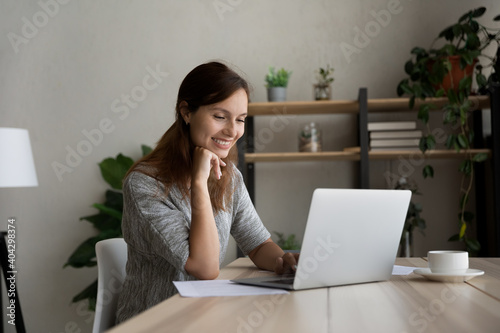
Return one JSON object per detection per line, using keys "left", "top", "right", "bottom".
{"left": 93, "top": 238, "right": 128, "bottom": 333}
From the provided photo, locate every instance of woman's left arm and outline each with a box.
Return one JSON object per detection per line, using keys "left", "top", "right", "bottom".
{"left": 248, "top": 238, "right": 299, "bottom": 275}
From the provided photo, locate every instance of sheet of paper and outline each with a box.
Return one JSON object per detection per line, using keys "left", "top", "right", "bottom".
{"left": 173, "top": 280, "right": 289, "bottom": 297}
{"left": 392, "top": 265, "right": 418, "bottom": 275}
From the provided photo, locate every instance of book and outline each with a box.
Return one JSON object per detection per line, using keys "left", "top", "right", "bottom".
{"left": 367, "top": 121, "right": 417, "bottom": 131}
{"left": 370, "top": 130, "right": 423, "bottom": 139}
{"left": 370, "top": 138, "right": 420, "bottom": 148}
{"left": 369, "top": 147, "right": 421, "bottom": 151}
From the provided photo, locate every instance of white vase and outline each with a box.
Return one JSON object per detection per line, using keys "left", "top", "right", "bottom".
{"left": 267, "top": 87, "right": 287, "bottom": 102}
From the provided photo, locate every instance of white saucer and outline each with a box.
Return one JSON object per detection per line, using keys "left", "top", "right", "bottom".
{"left": 413, "top": 268, "right": 484, "bottom": 282}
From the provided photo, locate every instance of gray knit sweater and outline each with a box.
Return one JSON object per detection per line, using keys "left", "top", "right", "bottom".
{"left": 115, "top": 167, "right": 270, "bottom": 323}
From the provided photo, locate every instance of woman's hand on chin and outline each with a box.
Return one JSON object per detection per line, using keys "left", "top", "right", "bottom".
{"left": 192, "top": 146, "right": 226, "bottom": 183}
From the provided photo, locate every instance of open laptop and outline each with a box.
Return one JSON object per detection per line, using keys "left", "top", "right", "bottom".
{"left": 231, "top": 188, "right": 411, "bottom": 290}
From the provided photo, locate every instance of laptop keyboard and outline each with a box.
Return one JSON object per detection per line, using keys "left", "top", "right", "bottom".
{"left": 263, "top": 278, "right": 295, "bottom": 285}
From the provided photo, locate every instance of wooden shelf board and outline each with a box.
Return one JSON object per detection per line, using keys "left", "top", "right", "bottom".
{"left": 244, "top": 149, "right": 491, "bottom": 163}
{"left": 244, "top": 151, "right": 360, "bottom": 162}
{"left": 247, "top": 96, "right": 490, "bottom": 116}
{"left": 368, "top": 95, "right": 490, "bottom": 112}
{"left": 369, "top": 148, "right": 491, "bottom": 160}
{"left": 248, "top": 100, "right": 359, "bottom": 116}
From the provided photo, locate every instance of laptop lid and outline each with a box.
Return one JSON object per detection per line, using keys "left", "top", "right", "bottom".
{"left": 292, "top": 188, "right": 411, "bottom": 290}
{"left": 232, "top": 188, "right": 411, "bottom": 290}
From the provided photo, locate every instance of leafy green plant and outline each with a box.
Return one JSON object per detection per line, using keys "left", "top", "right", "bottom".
{"left": 64, "top": 145, "right": 152, "bottom": 310}
{"left": 274, "top": 231, "right": 301, "bottom": 251}
{"left": 265, "top": 67, "right": 292, "bottom": 88}
{"left": 316, "top": 65, "right": 335, "bottom": 86}
{"left": 396, "top": 7, "right": 499, "bottom": 253}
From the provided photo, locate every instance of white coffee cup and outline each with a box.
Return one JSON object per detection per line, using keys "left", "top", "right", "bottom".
{"left": 427, "top": 250, "right": 469, "bottom": 274}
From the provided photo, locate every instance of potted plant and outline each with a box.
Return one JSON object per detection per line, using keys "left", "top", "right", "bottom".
{"left": 314, "top": 65, "right": 334, "bottom": 100}
{"left": 396, "top": 7, "right": 500, "bottom": 253}
{"left": 274, "top": 231, "right": 301, "bottom": 252}
{"left": 265, "top": 67, "right": 292, "bottom": 102}
{"left": 64, "top": 145, "right": 151, "bottom": 310}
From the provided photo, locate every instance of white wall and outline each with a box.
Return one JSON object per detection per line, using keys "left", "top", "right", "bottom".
{"left": 0, "top": 0, "right": 496, "bottom": 331}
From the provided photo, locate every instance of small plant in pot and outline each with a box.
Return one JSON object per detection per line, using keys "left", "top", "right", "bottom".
{"left": 314, "top": 65, "right": 334, "bottom": 100}
{"left": 265, "top": 67, "right": 292, "bottom": 102}
{"left": 396, "top": 7, "right": 500, "bottom": 253}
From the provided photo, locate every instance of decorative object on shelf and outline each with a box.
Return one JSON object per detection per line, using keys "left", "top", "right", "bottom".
{"left": 396, "top": 7, "right": 500, "bottom": 253}
{"left": 394, "top": 177, "right": 426, "bottom": 258}
{"left": 265, "top": 66, "right": 292, "bottom": 102}
{"left": 314, "top": 65, "right": 334, "bottom": 100}
{"left": 299, "top": 122, "right": 322, "bottom": 152}
{"left": 64, "top": 145, "right": 152, "bottom": 311}
{"left": 274, "top": 231, "right": 301, "bottom": 251}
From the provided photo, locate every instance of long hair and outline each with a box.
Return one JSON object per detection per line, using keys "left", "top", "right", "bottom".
{"left": 126, "top": 61, "right": 249, "bottom": 212}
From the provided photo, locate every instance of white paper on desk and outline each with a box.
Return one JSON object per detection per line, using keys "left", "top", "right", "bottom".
{"left": 173, "top": 280, "right": 289, "bottom": 297}
{"left": 392, "top": 265, "right": 417, "bottom": 275}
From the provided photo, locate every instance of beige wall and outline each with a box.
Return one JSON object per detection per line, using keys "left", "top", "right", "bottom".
{"left": 0, "top": 0, "right": 496, "bottom": 331}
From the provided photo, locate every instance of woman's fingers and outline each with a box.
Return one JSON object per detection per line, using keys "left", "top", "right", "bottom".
{"left": 275, "top": 252, "right": 300, "bottom": 275}
{"left": 194, "top": 146, "right": 226, "bottom": 181}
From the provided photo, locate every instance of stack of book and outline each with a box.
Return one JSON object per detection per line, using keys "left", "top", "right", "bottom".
{"left": 367, "top": 121, "right": 422, "bottom": 151}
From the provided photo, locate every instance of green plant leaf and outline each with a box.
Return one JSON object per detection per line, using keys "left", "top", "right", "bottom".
{"left": 471, "top": 7, "right": 486, "bottom": 18}
{"left": 426, "top": 135, "right": 436, "bottom": 150}
{"left": 448, "top": 233, "right": 460, "bottom": 242}
{"left": 72, "top": 280, "right": 97, "bottom": 311}
{"left": 459, "top": 222, "right": 467, "bottom": 238}
{"left": 423, "top": 165, "right": 434, "bottom": 178}
{"left": 445, "top": 134, "right": 455, "bottom": 149}
{"left": 459, "top": 76, "right": 472, "bottom": 92}
{"left": 80, "top": 213, "right": 121, "bottom": 232}
{"left": 472, "top": 153, "right": 488, "bottom": 162}
{"left": 469, "top": 20, "right": 479, "bottom": 33}
{"left": 438, "top": 26, "right": 454, "bottom": 41}
{"left": 457, "top": 134, "right": 469, "bottom": 148}
{"left": 64, "top": 237, "right": 100, "bottom": 268}
{"left": 404, "top": 60, "right": 414, "bottom": 75}
{"left": 447, "top": 88, "right": 458, "bottom": 104}
{"left": 476, "top": 73, "right": 488, "bottom": 88}
{"left": 99, "top": 154, "right": 134, "bottom": 190}
{"left": 459, "top": 159, "right": 472, "bottom": 175}
{"left": 409, "top": 96, "right": 415, "bottom": 110}
{"left": 465, "top": 33, "right": 480, "bottom": 50}
{"left": 452, "top": 24, "right": 462, "bottom": 38}
{"left": 435, "top": 88, "right": 445, "bottom": 97}
{"left": 466, "top": 238, "right": 481, "bottom": 252}
{"left": 411, "top": 47, "right": 427, "bottom": 56}
{"left": 105, "top": 190, "right": 124, "bottom": 211}
{"left": 141, "top": 144, "right": 153, "bottom": 156}
{"left": 417, "top": 104, "right": 430, "bottom": 124}
{"left": 92, "top": 203, "right": 123, "bottom": 220}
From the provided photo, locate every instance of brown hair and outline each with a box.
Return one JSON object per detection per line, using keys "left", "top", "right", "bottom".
{"left": 126, "top": 61, "right": 250, "bottom": 212}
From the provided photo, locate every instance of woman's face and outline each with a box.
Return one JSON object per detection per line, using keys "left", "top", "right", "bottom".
{"left": 183, "top": 88, "right": 248, "bottom": 159}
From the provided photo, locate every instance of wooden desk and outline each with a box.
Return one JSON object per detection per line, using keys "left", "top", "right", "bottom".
{"left": 108, "top": 258, "right": 500, "bottom": 333}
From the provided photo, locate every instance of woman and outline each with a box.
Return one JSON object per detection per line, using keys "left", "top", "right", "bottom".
{"left": 116, "top": 61, "right": 299, "bottom": 323}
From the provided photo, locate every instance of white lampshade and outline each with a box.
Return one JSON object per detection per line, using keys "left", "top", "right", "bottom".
{"left": 0, "top": 127, "right": 38, "bottom": 187}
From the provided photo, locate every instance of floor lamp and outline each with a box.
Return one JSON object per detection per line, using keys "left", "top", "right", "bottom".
{"left": 0, "top": 128, "right": 38, "bottom": 333}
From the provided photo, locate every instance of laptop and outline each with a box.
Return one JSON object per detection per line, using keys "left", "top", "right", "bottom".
{"left": 231, "top": 188, "right": 411, "bottom": 290}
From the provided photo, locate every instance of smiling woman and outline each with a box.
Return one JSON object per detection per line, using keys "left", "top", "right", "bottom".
{"left": 115, "top": 61, "right": 299, "bottom": 324}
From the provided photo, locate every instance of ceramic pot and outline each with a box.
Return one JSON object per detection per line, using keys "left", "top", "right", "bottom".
{"left": 267, "top": 87, "right": 287, "bottom": 102}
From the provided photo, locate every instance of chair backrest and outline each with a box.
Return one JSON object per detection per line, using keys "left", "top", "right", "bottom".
{"left": 92, "top": 238, "right": 127, "bottom": 333}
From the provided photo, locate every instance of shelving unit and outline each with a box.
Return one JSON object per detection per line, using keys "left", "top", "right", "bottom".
{"left": 238, "top": 88, "right": 499, "bottom": 256}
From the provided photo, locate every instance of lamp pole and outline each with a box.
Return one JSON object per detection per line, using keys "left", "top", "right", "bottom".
{"left": 0, "top": 128, "right": 38, "bottom": 333}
